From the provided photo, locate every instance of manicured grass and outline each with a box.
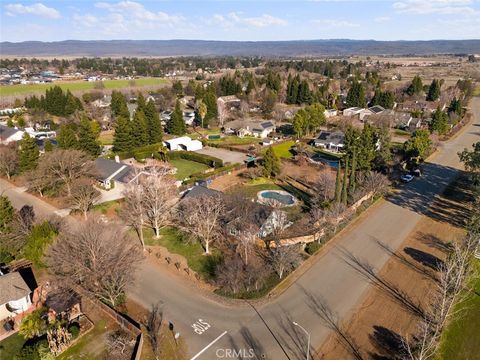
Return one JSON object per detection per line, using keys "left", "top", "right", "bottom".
{"left": 436, "top": 261, "right": 480, "bottom": 360}
{"left": 232, "top": 180, "right": 283, "bottom": 198}
{"left": 267, "top": 140, "right": 295, "bottom": 159}
{"left": 169, "top": 158, "right": 210, "bottom": 180}
{"left": 98, "top": 131, "right": 114, "bottom": 145}
{"left": 311, "top": 147, "right": 344, "bottom": 160}
{"left": 92, "top": 199, "right": 122, "bottom": 217}
{"left": 57, "top": 320, "right": 109, "bottom": 360}
{"left": 207, "top": 136, "right": 262, "bottom": 145}
{"left": 145, "top": 227, "right": 221, "bottom": 280}
{"left": 0, "top": 78, "right": 168, "bottom": 96}
{"left": 0, "top": 332, "right": 26, "bottom": 360}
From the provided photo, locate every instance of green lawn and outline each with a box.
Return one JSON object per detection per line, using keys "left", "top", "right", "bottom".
{"left": 0, "top": 332, "right": 26, "bottom": 360}
{"left": 267, "top": 140, "right": 295, "bottom": 159}
{"left": 145, "top": 227, "right": 221, "bottom": 280}
{"left": 169, "top": 159, "right": 210, "bottom": 180}
{"left": 436, "top": 261, "right": 480, "bottom": 360}
{"left": 0, "top": 78, "right": 168, "bottom": 96}
{"left": 207, "top": 136, "right": 262, "bottom": 146}
{"left": 230, "top": 179, "right": 283, "bottom": 198}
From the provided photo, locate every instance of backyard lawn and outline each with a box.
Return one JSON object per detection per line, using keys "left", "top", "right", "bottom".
{"left": 436, "top": 261, "right": 480, "bottom": 360}
{"left": 207, "top": 136, "right": 262, "bottom": 146}
{"left": 0, "top": 78, "right": 168, "bottom": 96}
{"left": 169, "top": 159, "right": 210, "bottom": 180}
{"left": 0, "top": 332, "right": 26, "bottom": 360}
{"left": 144, "top": 227, "right": 221, "bottom": 280}
{"left": 229, "top": 178, "right": 283, "bottom": 198}
{"left": 268, "top": 140, "right": 295, "bottom": 159}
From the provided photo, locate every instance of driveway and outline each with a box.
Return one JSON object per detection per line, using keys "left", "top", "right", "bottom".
{"left": 2, "top": 98, "right": 479, "bottom": 360}
{"left": 196, "top": 147, "right": 247, "bottom": 165}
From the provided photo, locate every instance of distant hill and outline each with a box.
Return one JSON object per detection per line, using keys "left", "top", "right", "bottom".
{"left": 1, "top": 39, "right": 480, "bottom": 57}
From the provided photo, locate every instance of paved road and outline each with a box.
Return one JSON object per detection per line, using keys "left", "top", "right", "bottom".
{"left": 2, "top": 98, "right": 479, "bottom": 360}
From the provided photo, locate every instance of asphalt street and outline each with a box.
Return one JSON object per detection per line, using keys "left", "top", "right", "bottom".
{"left": 1, "top": 98, "right": 479, "bottom": 360}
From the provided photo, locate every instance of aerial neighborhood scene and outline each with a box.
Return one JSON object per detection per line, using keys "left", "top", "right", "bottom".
{"left": 1, "top": 1, "right": 480, "bottom": 359}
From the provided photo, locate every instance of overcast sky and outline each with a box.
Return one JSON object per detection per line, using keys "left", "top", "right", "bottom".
{"left": 1, "top": 0, "right": 479, "bottom": 42}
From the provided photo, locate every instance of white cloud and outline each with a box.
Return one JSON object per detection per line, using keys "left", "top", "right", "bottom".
{"left": 5, "top": 2, "right": 60, "bottom": 19}
{"left": 311, "top": 19, "right": 359, "bottom": 28}
{"left": 94, "top": 1, "right": 183, "bottom": 24}
{"left": 210, "top": 12, "right": 287, "bottom": 29}
{"left": 393, "top": 0, "right": 478, "bottom": 15}
{"left": 374, "top": 16, "right": 391, "bottom": 23}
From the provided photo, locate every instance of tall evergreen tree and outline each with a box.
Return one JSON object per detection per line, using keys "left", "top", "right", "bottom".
{"left": 348, "top": 151, "right": 357, "bottom": 197}
{"left": 18, "top": 133, "right": 39, "bottom": 172}
{"left": 346, "top": 81, "right": 366, "bottom": 108}
{"left": 0, "top": 195, "right": 15, "bottom": 233}
{"left": 335, "top": 162, "right": 342, "bottom": 203}
{"left": 131, "top": 110, "right": 149, "bottom": 148}
{"left": 57, "top": 124, "right": 78, "bottom": 149}
{"left": 426, "top": 79, "right": 441, "bottom": 101}
{"left": 262, "top": 146, "right": 281, "bottom": 178}
{"left": 341, "top": 157, "right": 349, "bottom": 205}
{"left": 168, "top": 100, "right": 186, "bottom": 136}
{"left": 144, "top": 99, "right": 163, "bottom": 144}
{"left": 429, "top": 108, "right": 449, "bottom": 135}
{"left": 113, "top": 116, "right": 133, "bottom": 152}
{"left": 77, "top": 117, "right": 101, "bottom": 156}
{"left": 203, "top": 85, "right": 218, "bottom": 126}
{"left": 406, "top": 75, "right": 423, "bottom": 96}
{"left": 111, "top": 91, "right": 130, "bottom": 118}
{"left": 136, "top": 92, "right": 146, "bottom": 113}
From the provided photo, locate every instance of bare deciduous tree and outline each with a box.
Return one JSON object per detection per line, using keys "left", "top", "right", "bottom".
{"left": 216, "top": 255, "right": 246, "bottom": 294}
{"left": 324, "top": 202, "right": 346, "bottom": 234}
{"left": 236, "top": 223, "right": 259, "bottom": 265}
{"left": 69, "top": 180, "right": 100, "bottom": 219}
{"left": 141, "top": 168, "right": 178, "bottom": 238}
{"left": 268, "top": 244, "right": 302, "bottom": 279}
{"left": 177, "top": 194, "right": 225, "bottom": 254}
{"left": 361, "top": 171, "right": 390, "bottom": 197}
{"left": 314, "top": 169, "right": 337, "bottom": 204}
{"left": 0, "top": 145, "right": 18, "bottom": 179}
{"left": 32, "top": 149, "right": 96, "bottom": 197}
{"left": 146, "top": 302, "right": 163, "bottom": 360}
{"left": 46, "top": 217, "right": 143, "bottom": 306}
{"left": 122, "top": 180, "right": 147, "bottom": 249}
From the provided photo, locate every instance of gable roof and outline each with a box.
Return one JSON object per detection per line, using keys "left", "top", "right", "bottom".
{"left": 183, "top": 185, "right": 223, "bottom": 200}
{"left": 0, "top": 124, "right": 22, "bottom": 141}
{"left": 0, "top": 272, "right": 32, "bottom": 305}
{"left": 314, "top": 131, "right": 345, "bottom": 145}
{"left": 94, "top": 158, "right": 131, "bottom": 182}
{"left": 368, "top": 105, "right": 385, "bottom": 114}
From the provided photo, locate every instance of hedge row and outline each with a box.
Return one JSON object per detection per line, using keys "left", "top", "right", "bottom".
{"left": 114, "top": 143, "right": 164, "bottom": 160}
{"left": 167, "top": 151, "right": 224, "bottom": 168}
{"left": 206, "top": 142, "right": 251, "bottom": 154}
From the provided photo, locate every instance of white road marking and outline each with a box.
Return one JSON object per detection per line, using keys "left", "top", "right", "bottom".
{"left": 190, "top": 330, "right": 228, "bottom": 360}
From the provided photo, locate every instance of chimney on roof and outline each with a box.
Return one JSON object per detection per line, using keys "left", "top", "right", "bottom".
{"left": 115, "top": 155, "right": 120, "bottom": 163}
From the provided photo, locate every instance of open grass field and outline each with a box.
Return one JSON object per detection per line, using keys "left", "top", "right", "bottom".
{"left": 436, "top": 261, "right": 480, "bottom": 360}
{"left": 169, "top": 158, "right": 210, "bottom": 180}
{"left": 0, "top": 78, "right": 168, "bottom": 97}
{"left": 145, "top": 227, "right": 221, "bottom": 280}
{"left": 0, "top": 332, "right": 26, "bottom": 360}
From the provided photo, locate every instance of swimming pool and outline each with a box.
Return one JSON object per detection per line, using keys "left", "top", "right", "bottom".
{"left": 257, "top": 190, "right": 297, "bottom": 207}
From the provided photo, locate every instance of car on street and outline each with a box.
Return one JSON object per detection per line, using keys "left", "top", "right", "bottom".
{"left": 400, "top": 174, "right": 414, "bottom": 183}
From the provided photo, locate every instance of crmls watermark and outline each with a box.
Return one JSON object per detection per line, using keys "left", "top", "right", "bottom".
{"left": 215, "top": 348, "right": 262, "bottom": 359}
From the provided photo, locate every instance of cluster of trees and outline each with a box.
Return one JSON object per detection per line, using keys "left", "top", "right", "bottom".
{"left": 346, "top": 81, "right": 366, "bottom": 108}
{"left": 112, "top": 92, "right": 163, "bottom": 152}
{"left": 57, "top": 117, "right": 102, "bottom": 156}
{"left": 24, "top": 86, "right": 83, "bottom": 116}
{"left": 292, "top": 103, "right": 327, "bottom": 137}
{"left": 429, "top": 108, "right": 450, "bottom": 135}
{"left": 404, "top": 129, "right": 432, "bottom": 160}
{"left": 286, "top": 74, "right": 313, "bottom": 105}
{"left": 167, "top": 100, "right": 187, "bottom": 135}
{"left": 370, "top": 87, "right": 395, "bottom": 109}
{"left": 405, "top": 76, "right": 443, "bottom": 102}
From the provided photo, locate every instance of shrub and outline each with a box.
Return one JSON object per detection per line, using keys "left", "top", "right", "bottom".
{"left": 167, "top": 151, "right": 224, "bottom": 168}
{"left": 68, "top": 323, "right": 80, "bottom": 338}
{"left": 305, "top": 242, "right": 321, "bottom": 255}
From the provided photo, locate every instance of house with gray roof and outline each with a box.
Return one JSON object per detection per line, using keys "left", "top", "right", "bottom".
{"left": 0, "top": 125, "right": 25, "bottom": 144}
{"left": 0, "top": 272, "right": 33, "bottom": 321}
{"left": 312, "top": 131, "right": 345, "bottom": 152}
{"left": 94, "top": 158, "right": 132, "bottom": 190}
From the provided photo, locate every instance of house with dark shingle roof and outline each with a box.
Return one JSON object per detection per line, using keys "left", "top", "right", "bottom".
{"left": 0, "top": 272, "right": 33, "bottom": 321}
{"left": 94, "top": 158, "right": 132, "bottom": 190}
{"left": 0, "top": 124, "right": 25, "bottom": 144}
{"left": 312, "top": 131, "right": 345, "bottom": 152}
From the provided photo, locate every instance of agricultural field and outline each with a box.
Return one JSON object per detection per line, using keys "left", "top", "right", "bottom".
{"left": 0, "top": 77, "right": 168, "bottom": 97}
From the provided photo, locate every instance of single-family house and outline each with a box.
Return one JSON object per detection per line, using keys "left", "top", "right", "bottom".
{"left": 368, "top": 105, "right": 386, "bottom": 115}
{"left": 164, "top": 136, "right": 203, "bottom": 151}
{"left": 217, "top": 95, "right": 241, "bottom": 110}
{"left": 94, "top": 157, "right": 132, "bottom": 190}
{"left": 0, "top": 125, "right": 24, "bottom": 144}
{"left": 91, "top": 95, "right": 112, "bottom": 108}
{"left": 0, "top": 271, "right": 33, "bottom": 321}
{"left": 223, "top": 119, "right": 275, "bottom": 139}
{"left": 183, "top": 111, "right": 196, "bottom": 126}
{"left": 342, "top": 107, "right": 363, "bottom": 117}
{"left": 324, "top": 109, "right": 338, "bottom": 118}
{"left": 312, "top": 131, "right": 345, "bottom": 152}
{"left": 409, "top": 118, "right": 423, "bottom": 131}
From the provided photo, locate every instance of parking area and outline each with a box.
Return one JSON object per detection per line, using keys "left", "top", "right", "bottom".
{"left": 196, "top": 146, "right": 247, "bottom": 165}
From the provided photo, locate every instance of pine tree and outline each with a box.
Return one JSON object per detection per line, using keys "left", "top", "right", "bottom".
{"left": 430, "top": 108, "right": 449, "bottom": 135}
{"left": 426, "top": 79, "right": 441, "bottom": 101}
{"left": 111, "top": 91, "right": 130, "bottom": 118}
{"left": 168, "top": 100, "right": 186, "bottom": 136}
{"left": 144, "top": 99, "right": 162, "bottom": 144}
{"left": 335, "top": 162, "right": 342, "bottom": 203}
{"left": 203, "top": 85, "right": 218, "bottom": 126}
{"left": 406, "top": 75, "right": 423, "bottom": 96}
{"left": 348, "top": 151, "right": 357, "bottom": 197}
{"left": 44, "top": 139, "right": 53, "bottom": 152}
{"left": 113, "top": 116, "right": 133, "bottom": 152}
{"left": 77, "top": 117, "right": 101, "bottom": 156}
{"left": 131, "top": 110, "right": 149, "bottom": 148}
{"left": 136, "top": 92, "right": 146, "bottom": 113}
{"left": 18, "top": 133, "right": 39, "bottom": 172}
{"left": 0, "top": 195, "right": 15, "bottom": 233}
{"left": 346, "top": 81, "right": 366, "bottom": 108}
{"left": 262, "top": 146, "right": 281, "bottom": 178}
{"left": 341, "top": 157, "right": 349, "bottom": 205}
{"left": 57, "top": 124, "right": 78, "bottom": 149}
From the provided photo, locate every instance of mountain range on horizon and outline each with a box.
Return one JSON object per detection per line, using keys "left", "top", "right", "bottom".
{"left": 1, "top": 39, "right": 480, "bottom": 57}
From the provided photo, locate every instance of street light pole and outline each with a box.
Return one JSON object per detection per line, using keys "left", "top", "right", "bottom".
{"left": 293, "top": 321, "right": 310, "bottom": 360}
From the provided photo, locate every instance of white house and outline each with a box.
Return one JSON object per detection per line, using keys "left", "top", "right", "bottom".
{"left": 0, "top": 125, "right": 25, "bottom": 144}
{"left": 164, "top": 136, "right": 203, "bottom": 151}
{"left": 324, "top": 109, "right": 338, "bottom": 118}
{"left": 223, "top": 120, "right": 276, "bottom": 139}
{"left": 312, "top": 131, "right": 345, "bottom": 152}
{"left": 0, "top": 272, "right": 33, "bottom": 321}
{"left": 343, "top": 107, "right": 363, "bottom": 117}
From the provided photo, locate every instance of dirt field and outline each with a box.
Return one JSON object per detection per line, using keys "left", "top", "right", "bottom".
{"left": 314, "top": 175, "right": 471, "bottom": 360}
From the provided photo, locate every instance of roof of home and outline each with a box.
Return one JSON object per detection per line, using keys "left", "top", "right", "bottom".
{"left": 225, "top": 119, "right": 275, "bottom": 131}
{"left": 314, "top": 131, "right": 345, "bottom": 145}
{"left": 217, "top": 95, "right": 241, "bottom": 103}
{"left": 183, "top": 185, "right": 223, "bottom": 200}
{"left": 94, "top": 158, "right": 131, "bottom": 182}
{"left": 46, "top": 289, "right": 81, "bottom": 313}
{"left": 368, "top": 105, "right": 385, "bottom": 114}
{"left": 0, "top": 124, "right": 22, "bottom": 140}
{"left": 0, "top": 272, "right": 32, "bottom": 305}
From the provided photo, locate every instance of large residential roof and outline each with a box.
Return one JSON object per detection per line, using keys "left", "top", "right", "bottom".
{"left": 314, "top": 131, "right": 345, "bottom": 146}
{"left": 0, "top": 124, "right": 22, "bottom": 141}
{"left": 0, "top": 272, "right": 32, "bottom": 305}
{"left": 94, "top": 158, "right": 131, "bottom": 182}
{"left": 183, "top": 185, "right": 223, "bottom": 200}
{"left": 368, "top": 105, "right": 386, "bottom": 114}
{"left": 225, "top": 119, "right": 275, "bottom": 131}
